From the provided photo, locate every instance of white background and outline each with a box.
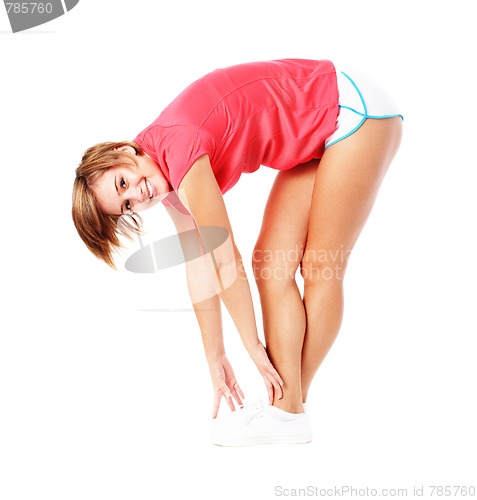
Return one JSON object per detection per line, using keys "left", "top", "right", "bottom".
{"left": 1, "top": 1, "right": 476, "bottom": 498}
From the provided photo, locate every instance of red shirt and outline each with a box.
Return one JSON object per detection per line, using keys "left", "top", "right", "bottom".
{"left": 134, "top": 59, "right": 339, "bottom": 194}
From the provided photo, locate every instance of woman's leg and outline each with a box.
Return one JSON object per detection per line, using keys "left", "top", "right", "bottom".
{"left": 300, "top": 117, "right": 403, "bottom": 402}
{"left": 253, "top": 160, "right": 318, "bottom": 414}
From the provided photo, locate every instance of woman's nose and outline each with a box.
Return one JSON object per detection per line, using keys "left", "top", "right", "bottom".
{"left": 126, "top": 184, "right": 145, "bottom": 204}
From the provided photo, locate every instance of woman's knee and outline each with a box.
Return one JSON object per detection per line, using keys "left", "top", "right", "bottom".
{"left": 300, "top": 246, "right": 350, "bottom": 286}
{"left": 252, "top": 245, "right": 301, "bottom": 291}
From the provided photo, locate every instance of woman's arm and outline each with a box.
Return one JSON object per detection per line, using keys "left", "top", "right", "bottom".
{"left": 176, "top": 155, "right": 283, "bottom": 403}
{"left": 163, "top": 204, "right": 225, "bottom": 359}
{"left": 164, "top": 203, "right": 244, "bottom": 417}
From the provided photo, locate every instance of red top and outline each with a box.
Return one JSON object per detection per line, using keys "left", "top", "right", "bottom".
{"left": 133, "top": 59, "right": 339, "bottom": 194}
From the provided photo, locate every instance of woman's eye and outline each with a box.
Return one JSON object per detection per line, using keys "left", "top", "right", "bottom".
{"left": 125, "top": 201, "right": 131, "bottom": 211}
{"left": 120, "top": 178, "right": 126, "bottom": 188}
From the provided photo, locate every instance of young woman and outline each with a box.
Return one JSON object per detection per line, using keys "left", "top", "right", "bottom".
{"left": 72, "top": 59, "right": 403, "bottom": 446}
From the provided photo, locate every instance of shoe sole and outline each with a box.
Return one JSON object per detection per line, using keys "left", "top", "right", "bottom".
{"left": 212, "top": 434, "right": 312, "bottom": 447}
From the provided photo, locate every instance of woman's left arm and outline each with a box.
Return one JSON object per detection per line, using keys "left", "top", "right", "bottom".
{"left": 177, "top": 155, "right": 283, "bottom": 403}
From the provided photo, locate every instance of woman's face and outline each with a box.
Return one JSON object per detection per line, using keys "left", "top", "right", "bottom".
{"left": 93, "top": 146, "right": 171, "bottom": 216}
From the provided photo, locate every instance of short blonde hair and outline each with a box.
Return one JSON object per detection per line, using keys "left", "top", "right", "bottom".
{"left": 72, "top": 141, "right": 144, "bottom": 268}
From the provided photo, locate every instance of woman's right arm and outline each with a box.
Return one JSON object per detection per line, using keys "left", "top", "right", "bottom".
{"left": 164, "top": 204, "right": 244, "bottom": 418}
{"left": 175, "top": 155, "right": 283, "bottom": 403}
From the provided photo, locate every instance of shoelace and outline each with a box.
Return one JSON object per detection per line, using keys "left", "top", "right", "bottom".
{"left": 234, "top": 400, "right": 264, "bottom": 425}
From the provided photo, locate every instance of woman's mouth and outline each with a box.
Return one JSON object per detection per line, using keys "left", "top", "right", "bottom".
{"left": 145, "top": 179, "right": 155, "bottom": 199}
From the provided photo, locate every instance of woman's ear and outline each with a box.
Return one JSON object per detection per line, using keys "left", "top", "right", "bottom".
{"left": 115, "top": 145, "right": 136, "bottom": 155}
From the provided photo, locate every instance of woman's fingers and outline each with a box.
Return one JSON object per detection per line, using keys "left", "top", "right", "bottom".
{"left": 220, "top": 381, "right": 232, "bottom": 399}
{"left": 224, "top": 393, "right": 236, "bottom": 412}
{"left": 231, "top": 384, "right": 244, "bottom": 407}
{"left": 225, "top": 376, "right": 244, "bottom": 407}
{"left": 213, "top": 383, "right": 233, "bottom": 418}
{"left": 212, "top": 392, "right": 221, "bottom": 419}
{"left": 270, "top": 369, "right": 284, "bottom": 399}
{"left": 261, "top": 364, "right": 283, "bottom": 400}
{"left": 234, "top": 382, "right": 245, "bottom": 401}
{"left": 214, "top": 381, "right": 243, "bottom": 418}
{"left": 271, "top": 375, "right": 283, "bottom": 400}
{"left": 266, "top": 379, "right": 274, "bottom": 405}
{"left": 267, "top": 363, "right": 284, "bottom": 387}
{"left": 264, "top": 373, "right": 283, "bottom": 403}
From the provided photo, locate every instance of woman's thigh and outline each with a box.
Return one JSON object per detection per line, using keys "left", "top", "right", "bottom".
{"left": 253, "top": 160, "right": 319, "bottom": 281}
{"left": 302, "top": 117, "right": 403, "bottom": 280}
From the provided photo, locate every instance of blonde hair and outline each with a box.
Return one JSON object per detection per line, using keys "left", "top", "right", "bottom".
{"left": 72, "top": 141, "right": 144, "bottom": 269}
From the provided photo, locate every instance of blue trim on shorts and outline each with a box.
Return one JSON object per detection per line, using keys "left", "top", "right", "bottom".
{"left": 339, "top": 106, "right": 404, "bottom": 120}
{"left": 325, "top": 116, "right": 367, "bottom": 149}
{"left": 324, "top": 71, "right": 403, "bottom": 149}
{"left": 342, "top": 71, "right": 367, "bottom": 115}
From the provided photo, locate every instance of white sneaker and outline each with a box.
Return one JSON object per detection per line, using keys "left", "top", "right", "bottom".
{"left": 211, "top": 401, "right": 312, "bottom": 446}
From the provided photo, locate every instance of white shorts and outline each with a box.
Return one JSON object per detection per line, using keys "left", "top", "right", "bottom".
{"left": 325, "top": 69, "right": 403, "bottom": 149}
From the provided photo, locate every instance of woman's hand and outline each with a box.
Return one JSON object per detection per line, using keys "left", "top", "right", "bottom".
{"left": 248, "top": 341, "right": 284, "bottom": 405}
{"left": 209, "top": 354, "right": 245, "bottom": 419}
